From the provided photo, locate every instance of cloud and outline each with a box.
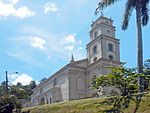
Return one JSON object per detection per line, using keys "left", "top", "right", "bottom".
{"left": 8, "top": 26, "right": 86, "bottom": 65}
{"left": 30, "top": 37, "right": 46, "bottom": 50}
{"left": 62, "top": 34, "right": 82, "bottom": 51}
{"left": 14, "top": 6, "right": 35, "bottom": 19}
{"left": 46, "top": 33, "right": 85, "bottom": 60}
{"left": 9, "top": 73, "right": 33, "bottom": 85}
{"left": 10, "top": 0, "right": 19, "bottom": 4}
{"left": 0, "top": 1, "right": 35, "bottom": 19}
{"left": 63, "top": 34, "right": 76, "bottom": 44}
{"left": 44, "top": 2, "right": 59, "bottom": 13}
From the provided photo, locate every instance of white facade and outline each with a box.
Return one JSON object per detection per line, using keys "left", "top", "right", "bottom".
{"left": 31, "top": 16, "right": 120, "bottom": 106}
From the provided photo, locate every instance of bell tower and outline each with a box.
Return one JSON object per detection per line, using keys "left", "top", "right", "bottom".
{"left": 86, "top": 16, "right": 120, "bottom": 64}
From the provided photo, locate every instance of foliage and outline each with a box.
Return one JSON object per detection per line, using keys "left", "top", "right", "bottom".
{"left": 10, "top": 85, "right": 27, "bottom": 99}
{"left": 143, "top": 59, "right": 150, "bottom": 90}
{"left": 92, "top": 66, "right": 150, "bottom": 112}
{"left": 92, "top": 66, "right": 141, "bottom": 96}
{"left": 0, "top": 80, "right": 37, "bottom": 100}
{"left": 0, "top": 95, "right": 22, "bottom": 113}
{"left": 22, "top": 93, "right": 150, "bottom": 113}
{"left": 144, "top": 59, "right": 150, "bottom": 75}
{"left": 0, "top": 80, "right": 37, "bottom": 112}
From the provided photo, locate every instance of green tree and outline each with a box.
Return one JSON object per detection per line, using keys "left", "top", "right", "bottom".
{"left": 92, "top": 66, "right": 139, "bottom": 96}
{"left": 144, "top": 59, "right": 150, "bottom": 75}
{"left": 92, "top": 66, "right": 148, "bottom": 112}
{"left": 0, "top": 82, "right": 5, "bottom": 96}
{"left": 10, "top": 85, "right": 27, "bottom": 99}
{"left": 0, "top": 95, "right": 22, "bottom": 113}
{"left": 29, "top": 81, "right": 37, "bottom": 89}
{"left": 143, "top": 59, "right": 150, "bottom": 90}
{"left": 96, "top": 0, "right": 149, "bottom": 92}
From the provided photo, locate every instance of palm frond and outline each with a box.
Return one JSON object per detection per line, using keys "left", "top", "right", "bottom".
{"left": 122, "top": 0, "right": 136, "bottom": 30}
{"left": 141, "top": 0, "right": 149, "bottom": 26}
{"left": 95, "top": 0, "right": 121, "bottom": 15}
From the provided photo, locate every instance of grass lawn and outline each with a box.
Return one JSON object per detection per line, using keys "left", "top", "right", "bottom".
{"left": 22, "top": 93, "right": 150, "bottom": 113}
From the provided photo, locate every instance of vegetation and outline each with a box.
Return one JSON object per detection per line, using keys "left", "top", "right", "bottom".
{"left": 0, "top": 95, "right": 22, "bottom": 113}
{"left": 91, "top": 58, "right": 150, "bottom": 112}
{"left": 0, "top": 81, "right": 37, "bottom": 99}
{"left": 92, "top": 66, "right": 139, "bottom": 95}
{"left": 96, "top": 0, "right": 150, "bottom": 92}
{"left": 0, "top": 81, "right": 37, "bottom": 113}
{"left": 22, "top": 93, "right": 150, "bottom": 113}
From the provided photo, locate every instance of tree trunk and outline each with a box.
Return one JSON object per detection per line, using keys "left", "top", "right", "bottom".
{"left": 136, "top": 1, "right": 144, "bottom": 92}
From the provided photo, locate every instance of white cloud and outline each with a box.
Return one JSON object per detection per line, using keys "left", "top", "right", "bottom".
{"left": 30, "top": 37, "right": 46, "bottom": 50}
{"left": 0, "top": 1, "right": 35, "bottom": 19}
{"left": 65, "top": 45, "right": 74, "bottom": 51}
{"left": 10, "top": 0, "right": 19, "bottom": 4}
{"left": 14, "top": 6, "right": 35, "bottom": 19}
{"left": 44, "top": 2, "right": 59, "bottom": 13}
{"left": 47, "top": 33, "right": 85, "bottom": 60}
{"left": 8, "top": 26, "right": 86, "bottom": 64}
{"left": 63, "top": 34, "right": 76, "bottom": 44}
{"left": 9, "top": 73, "right": 33, "bottom": 85}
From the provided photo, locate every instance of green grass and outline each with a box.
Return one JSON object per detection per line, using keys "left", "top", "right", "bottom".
{"left": 22, "top": 93, "right": 150, "bottom": 113}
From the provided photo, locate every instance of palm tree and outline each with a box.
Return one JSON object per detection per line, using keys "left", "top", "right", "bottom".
{"left": 95, "top": 0, "right": 149, "bottom": 92}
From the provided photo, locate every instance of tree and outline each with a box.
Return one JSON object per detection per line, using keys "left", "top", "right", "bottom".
{"left": 92, "top": 66, "right": 148, "bottom": 112}
{"left": 96, "top": 0, "right": 149, "bottom": 92}
{"left": 16, "top": 82, "right": 23, "bottom": 88}
{"left": 10, "top": 85, "right": 27, "bottom": 99}
{"left": 144, "top": 59, "right": 150, "bottom": 75}
{"left": 0, "top": 95, "right": 22, "bottom": 113}
{"left": 26, "top": 80, "right": 37, "bottom": 96}
{"left": 29, "top": 81, "right": 37, "bottom": 89}
{"left": 143, "top": 59, "right": 150, "bottom": 90}
{"left": 0, "top": 82, "right": 6, "bottom": 96}
{"left": 92, "top": 66, "right": 140, "bottom": 96}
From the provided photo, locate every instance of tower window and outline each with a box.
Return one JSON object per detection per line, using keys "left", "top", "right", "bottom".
{"left": 93, "top": 45, "right": 97, "bottom": 54}
{"left": 107, "top": 30, "right": 110, "bottom": 33}
{"left": 94, "top": 31, "right": 98, "bottom": 38}
{"left": 109, "top": 55, "right": 113, "bottom": 60}
{"left": 108, "top": 43, "right": 113, "bottom": 52}
{"left": 105, "top": 21, "right": 108, "bottom": 24}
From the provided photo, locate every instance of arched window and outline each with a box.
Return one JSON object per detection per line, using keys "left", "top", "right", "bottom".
{"left": 94, "top": 31, "right": 98, "bottom": 38}
{"left": 93, "top": 45, "right": 97, "bottom": 54}
{"left": 109, "top": 55, "right": 113, "bottom": 60}
{"left": 108, "top": 43, "right": 113, "bottom": 52}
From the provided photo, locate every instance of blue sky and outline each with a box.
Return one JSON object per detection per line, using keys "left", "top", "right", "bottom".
{"left": 0, "top": 0, "right": 149, "bottom": 85}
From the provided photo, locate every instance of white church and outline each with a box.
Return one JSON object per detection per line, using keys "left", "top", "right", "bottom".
{"left": 31, "top": 15, "right": 120, "bottom": 105}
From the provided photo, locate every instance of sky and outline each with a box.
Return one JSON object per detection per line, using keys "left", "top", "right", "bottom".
{"left": 0, "top": 0, "right": 149, "bottom": 85}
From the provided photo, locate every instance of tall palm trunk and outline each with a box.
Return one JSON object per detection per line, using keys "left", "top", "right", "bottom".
{"left": 136, "top": 1, "right": 144, "bottom": 92}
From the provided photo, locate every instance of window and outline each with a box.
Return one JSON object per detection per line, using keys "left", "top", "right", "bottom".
{"left": 109, "top": 55, "right": 113, "bottom": 60}
{"left": 108, "top": 43, "right": 113, "bottom": 52}
{"left": 105, "top": 21, "right": 108, "bottom": 24}
{"left": 94, "top": 31, "right": 98, "bottom": 38}
{"left": 53, "top": 78, "right": 57, "bottom": 86}
{"left": 93, "top": 45, "right": 97, "bottom": 54}
{"left": 107, "top": 30, "right": 110, "bottom": 33}
{"left": 93, "top": 57, "right": 97, "bottom": 62}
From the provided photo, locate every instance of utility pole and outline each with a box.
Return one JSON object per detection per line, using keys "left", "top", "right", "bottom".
{"left": 5, "top": 71, "right": 8, "bottom": 94}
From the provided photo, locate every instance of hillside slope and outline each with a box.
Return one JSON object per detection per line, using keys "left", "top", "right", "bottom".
{"left": 22, "top": 94, "right": 150, "bottom": 113}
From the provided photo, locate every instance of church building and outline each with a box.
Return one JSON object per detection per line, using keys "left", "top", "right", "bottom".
{"left": 31, "top": 16, "right": 120, "bottom": 105}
